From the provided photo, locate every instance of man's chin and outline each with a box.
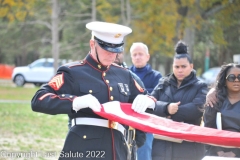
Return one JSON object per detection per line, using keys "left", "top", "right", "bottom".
{"left": 134, "top": 64, "right": 144, "bottom": 68}
{"left": 102, "top": 61, "right": 114, "bottom": 66}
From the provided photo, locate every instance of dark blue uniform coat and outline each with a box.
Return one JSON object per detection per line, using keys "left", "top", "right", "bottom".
{"left": 31, "top": 54, "right": 146, "bottom": 160}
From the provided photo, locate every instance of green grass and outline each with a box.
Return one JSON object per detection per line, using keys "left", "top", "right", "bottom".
{"left": 0, "top": 83, "right": 69, "bottom": 159}
{"left": 0, "top": 103, "right": 68, "bottom": 138}
{"left": 0, "top": 86, "right": 39, "bottom": 100}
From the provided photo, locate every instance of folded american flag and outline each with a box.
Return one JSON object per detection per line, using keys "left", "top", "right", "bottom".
{"left": 95, "top": 101, "right": 240, "bottom": 148}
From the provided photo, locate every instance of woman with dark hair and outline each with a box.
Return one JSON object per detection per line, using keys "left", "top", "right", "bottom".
{"left": 150, "top": 40, "right": 208, "bottom": 160}
{"left": 204, "top": 63, "right": 240, "bottom": 158}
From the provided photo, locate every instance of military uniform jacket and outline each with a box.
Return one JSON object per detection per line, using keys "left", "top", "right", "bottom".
{"left": 31, "top": 54, "right": 146, "bottom": 160}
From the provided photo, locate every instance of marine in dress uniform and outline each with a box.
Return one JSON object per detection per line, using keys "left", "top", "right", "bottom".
{"left": 31, "top": 21, "right": 151, "bottom": 160}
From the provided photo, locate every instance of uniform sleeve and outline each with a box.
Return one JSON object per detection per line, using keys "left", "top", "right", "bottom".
{"left": 31, "top": 66, "right": 76, "bottom": 115}
{"left": 171, "top": 83, "right": 208, "bottom": 122}
{"left": 203, "top": 100, "right": 220, "bottom": 155}
{"left": 135, "top": 129, "right": 146, "bottom": 148}
{"left": 152, "top": 73, "right": 162, "bottom": 92}
{"left": 231, "top": 148, "right": 240, "bottom": 157}
{"left": 204, "top": 106, "right": 240, "bottom": 156}
{"left": 150, "top": 82, "right": 169, "bottom": 117}
{"left": 129, "top": 71, "right": 145, "bottom": 89}
{"left": 128, "top": 72, "right": 147, "bottom": 103}
{"left": 204, "top": 106, "right": 218, "bottom": 129}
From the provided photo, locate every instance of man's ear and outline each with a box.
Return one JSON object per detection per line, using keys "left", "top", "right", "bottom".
{"left": 89, "top": 40, "right": 95, "bottom": 49}
{"left": 147, "top": 54, "right": 150, "bottom": 62}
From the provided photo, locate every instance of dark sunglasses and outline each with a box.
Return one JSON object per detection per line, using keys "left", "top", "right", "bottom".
{"left": 226, "top": 74, "right": 240, "bottom": 82}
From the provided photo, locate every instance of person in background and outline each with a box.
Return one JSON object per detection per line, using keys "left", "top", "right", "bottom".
{"left": 129, "top": 42, "right": 162, "bottom": 160}
{"left": 114, "top": 52, "right": 145, "bottom": 89}
{"left": 130, "top": 42, "right": 162, "bottom": 93}
{"left": 131, "top": 40, "right": 208, "bottom": 160}
{"left": 31, "top": 21, "right": 153, "bottom": 160}
{"left": 204, "top": 63, "right": 240, "bottom": 158}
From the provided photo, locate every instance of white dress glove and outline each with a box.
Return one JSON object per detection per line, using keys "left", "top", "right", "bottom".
{"left": 72, "top": 94, "right": 101, "bottom": 112}
{"left": 132, "top": 95, "right": 156, "bottom": 113}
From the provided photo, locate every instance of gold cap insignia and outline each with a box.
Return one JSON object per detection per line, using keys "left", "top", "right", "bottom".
{"left": 114, "top": 34, "right": 121, "bottom": 38}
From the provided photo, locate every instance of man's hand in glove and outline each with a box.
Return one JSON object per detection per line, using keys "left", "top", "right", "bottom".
{"left": 72, "top": 94, "right": 101, "bottom": 112}
{"left": 132, "top": 95, "right": 156, "bottom": 113}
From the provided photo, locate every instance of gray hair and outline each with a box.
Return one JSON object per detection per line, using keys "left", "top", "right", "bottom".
{"left": 130, "top": 42, "right": 149, "bottom": 55}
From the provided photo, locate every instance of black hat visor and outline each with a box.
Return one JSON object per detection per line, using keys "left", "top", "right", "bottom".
{"left": 94, "top": 36, "right": 124, "bottom": 53}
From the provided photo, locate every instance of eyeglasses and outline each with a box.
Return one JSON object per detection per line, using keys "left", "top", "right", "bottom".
{"left": 226, "top": 74, "right": 240, "bottom": 82}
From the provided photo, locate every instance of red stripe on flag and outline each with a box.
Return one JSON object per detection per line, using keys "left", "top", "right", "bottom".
{"left": 95, "top": 102, "right": 240, "bottom": 148}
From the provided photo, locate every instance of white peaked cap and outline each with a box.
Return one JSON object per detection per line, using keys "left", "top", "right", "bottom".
{"left": 86, "top": 21, "right": 132, "bottom": 44}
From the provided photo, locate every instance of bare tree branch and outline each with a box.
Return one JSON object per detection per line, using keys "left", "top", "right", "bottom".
{"left": 20, "top": 39, "right": 41, "bottom": 49}
{"left": 62, "top": 19, "right": 92, "bottom": 26}
{"left": 60, "top": 44, "right": 80, "bottom": 52}
{"left": 23, "top": 20, "right": 52, "bottom": 30}
{"left": 64, "top": 11, "right": 91, "bottom": 18}
{"left": 201, "top": 1, "right": 232, "bottom": 19}
{"left": 202, "top": 5, "right": 226, "bottom": 19}
{"left": 60, "top": 31, "right": 89, "bottom": 52}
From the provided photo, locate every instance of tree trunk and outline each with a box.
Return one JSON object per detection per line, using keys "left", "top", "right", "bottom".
{"left": 164, "top": 58, "right": 172, "bottom": 75}
{"left": 92, "top": 0, "right": 96, "bottom": 21}
{"left": 51, "top": 0, "right": 59, "bottom": 74}
{"left": 183, "top": 26, "right": 195, "bottom": 58}
{"left": 121, "top": 0, "right": 131, "bottom": 26}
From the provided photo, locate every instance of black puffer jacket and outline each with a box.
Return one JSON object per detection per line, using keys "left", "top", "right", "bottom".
{"left": 150, "top": 71, "right": 208, "bottom": 160}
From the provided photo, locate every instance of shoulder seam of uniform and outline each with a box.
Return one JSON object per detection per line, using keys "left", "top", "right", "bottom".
{"left": 112, "top": 63, "right": 122, "bottom": 67}
{"left": 111, "top": 63, "right": 127, "bottom": 70}
{"left": 64, "top": 60, "right": 86, "bottom": 68}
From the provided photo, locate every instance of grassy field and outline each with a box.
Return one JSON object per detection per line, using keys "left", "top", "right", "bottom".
{"left": 0, "top": 86, "right": 38, "bottom": 100}
{"left": 0, "top": 81, "right": 68, "bottom": 160}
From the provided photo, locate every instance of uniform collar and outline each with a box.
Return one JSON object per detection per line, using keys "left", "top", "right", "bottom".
{"left": 86, "top": 53, "right": 109, "bottom": 71}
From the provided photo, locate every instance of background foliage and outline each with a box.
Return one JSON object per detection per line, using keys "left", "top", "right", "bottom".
{"left": 0, "top": 0, "right": 240, "bottom": 75}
